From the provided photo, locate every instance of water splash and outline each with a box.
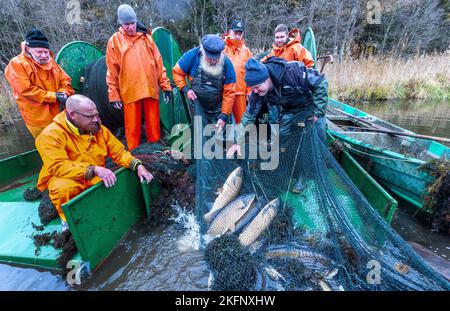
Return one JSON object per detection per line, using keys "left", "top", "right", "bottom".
{"left": 170, "top": 202, "right": 201, "bottom": 252}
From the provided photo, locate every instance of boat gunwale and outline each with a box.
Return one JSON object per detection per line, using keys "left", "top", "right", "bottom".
{"left": 328, "top": 129, "right": 426, "bottom": 165}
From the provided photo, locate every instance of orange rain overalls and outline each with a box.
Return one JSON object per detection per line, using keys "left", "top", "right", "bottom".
{"left": 4, "top": 42, "right": 74, "bottom": 138}
{"left": 261, "top": 28, "right": 315, "bottom": 67}
{"left": 223, "top": 36, "right": 253, "bottom": 123}
{"left": 106, "top": 28, "right": 172, "bottom": 150}
{"left": 36, "top": 112, "right": 139, "bottom": 222}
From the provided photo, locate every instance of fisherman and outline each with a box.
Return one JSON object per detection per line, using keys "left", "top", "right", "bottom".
{"left": 227, "top": 57, "right": 328, "bottom": 192}
{"left": 5, "top": 28, "right": 74, "bottom": 139}
{"left": 255, "top": 25, "right": 314, "bottom": 136}
{"left": 222, "top": 20, "right": 253, "bottom": 124}
{"left": 261, "top": 24, "right": 314, "bottom": 67}
{"left": 106, "top": 4, "right": 172, "bottom": 151}
{"left": 172, "top": 34, "right": 236, "bottom": 132}
{"left": 35, "top": 94, "right": 153, "bottom": 231}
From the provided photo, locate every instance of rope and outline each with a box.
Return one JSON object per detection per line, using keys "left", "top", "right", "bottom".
{"left": 282, "top": 126, "right": 305, "bottom": 211}
{"left": 343, "top": 143, "right": 421, "bottom": 163}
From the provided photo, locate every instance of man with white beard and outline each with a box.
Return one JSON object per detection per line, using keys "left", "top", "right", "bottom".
{"left": 173, "top": 35, "right": 236, "bottom": 131}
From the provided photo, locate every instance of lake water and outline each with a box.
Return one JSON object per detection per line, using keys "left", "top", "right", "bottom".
{"left": 350, "top": 99, "right": 449, "bottom": 139}
{"left": 0, "top": 99, "right": 449, "bottom": 290}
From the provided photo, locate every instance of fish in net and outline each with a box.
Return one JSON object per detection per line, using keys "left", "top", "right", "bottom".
{"left": 188, "top": 102, "right": 450, "bottom": 291}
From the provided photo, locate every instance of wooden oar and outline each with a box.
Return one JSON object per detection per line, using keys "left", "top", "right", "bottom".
{"left": 341, "top": 126, "right": 450, "bottom": 143}
{"left": 328, "top": 107, "right": 382, "bottom": 129}
{"left": 408, "top": 241, "right": 450, "bottom": 281}
{"left": 317, "top": 55, "right": 334, "bottom": 73}
{"left": 328, "top": 107, "right": 450, "bottom": 143}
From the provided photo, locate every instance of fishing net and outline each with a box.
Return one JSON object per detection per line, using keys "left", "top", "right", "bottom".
{"left": 188, "top": 102, "right": 450, "bottom": 291}
{"left": 130, "top": 142, "right": 195, "bottom": 226}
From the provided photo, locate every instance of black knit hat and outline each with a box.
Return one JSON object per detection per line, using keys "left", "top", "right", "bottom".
{"left": 25, "top": 28, "right": 50, "bottom": 49}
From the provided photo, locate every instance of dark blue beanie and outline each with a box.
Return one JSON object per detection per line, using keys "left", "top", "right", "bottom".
{"left": 244, "top": 58, "right": 269, "bottom": 87}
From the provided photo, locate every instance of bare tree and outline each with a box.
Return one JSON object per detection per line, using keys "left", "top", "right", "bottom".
{"left": 0, "top": 0, "right": 447, "bottom": 70}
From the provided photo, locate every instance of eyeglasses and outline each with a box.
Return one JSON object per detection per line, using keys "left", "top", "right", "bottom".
{"left": 74, "top": 111, "right": 100, "bottom": 119}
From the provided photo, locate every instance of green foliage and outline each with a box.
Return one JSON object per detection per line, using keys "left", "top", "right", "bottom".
{"left": 418, "top": 160, "right": 450, "bottom": 233}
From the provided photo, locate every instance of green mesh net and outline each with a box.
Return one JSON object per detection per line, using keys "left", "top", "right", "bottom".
{"left": 189, "top": 102, "right": 450, "bottom": 291}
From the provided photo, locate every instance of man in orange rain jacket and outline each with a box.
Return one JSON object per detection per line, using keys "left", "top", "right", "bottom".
{"left": 222, "top": 20, "right": 253, "bottom": 124}
{"left": 172, "top": 34, "right": 236, "bottom": 130}
{"left": 5, "top": 28, "right": 74, "bottom": 139}
{"left": 106, "top": 4, "right": 172, "bottom": 151}
{"left": 36, "top": 94, "right": 153, "bottom": 231}
{"left": 261, "top": 24, "right": 314, "bottom": 67}
{"left": 260, "top": 24, "right": 315, "bottom": 134}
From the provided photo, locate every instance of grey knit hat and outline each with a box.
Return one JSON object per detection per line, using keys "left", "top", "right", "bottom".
{"left": 117, "top": 4, "right": 137, "bottom": 24}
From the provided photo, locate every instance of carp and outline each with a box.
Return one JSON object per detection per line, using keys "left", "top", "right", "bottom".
{"left": 204, "top": 166, "right": 243, "bottom": 224}
{"left": 238, "top": 198, "right": 279, "bottom": 246}
{"left": 206, "top": 193, "right": 256, "bottom": 237}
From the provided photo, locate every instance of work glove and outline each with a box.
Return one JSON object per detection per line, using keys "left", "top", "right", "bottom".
{"left": 111, "top": 101, "right": 123, "bottom": 109}
{"left": 163, "top": 91, "right": 171, "bottom": 104}
{"left": 56, "top": 92, "right": 68, "bottom": 111}
{"left": 56, "top": 92, "right": 68, "bottom": 104}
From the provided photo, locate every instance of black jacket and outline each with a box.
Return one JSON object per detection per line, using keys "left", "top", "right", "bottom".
{"left": 241, "top": 57, "right": 328, "bottom": 126}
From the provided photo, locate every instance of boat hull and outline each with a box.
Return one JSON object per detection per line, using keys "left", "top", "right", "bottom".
{"left": 0, "top": 150, "right": 156, "bottom": 271}
{"left": 327, "top": 99, "right": 449, "bottom": 210}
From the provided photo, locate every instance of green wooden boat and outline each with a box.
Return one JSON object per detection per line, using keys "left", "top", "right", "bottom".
{"left": 0, "top": 150, "right": 157, "bottom": 272}
{"left": 301, "top": 26, "right": 449, "bottom": 213}
{"left": 326, "top": 98, "right": 450, "bottom": 210}
{"left": 325, "top": 132, "right": 398, "bottom": 224}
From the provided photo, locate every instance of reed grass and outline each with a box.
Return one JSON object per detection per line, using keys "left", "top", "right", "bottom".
{"left": 325, "top": 51, "right": 450, "bottom": 102}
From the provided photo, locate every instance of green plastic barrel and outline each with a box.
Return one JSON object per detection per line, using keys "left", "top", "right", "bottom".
{"left": 152, "top": 27, "right": 191, "bottom": 135}
{"left": 56, "top": 41, "right": 104, "bottom": 92}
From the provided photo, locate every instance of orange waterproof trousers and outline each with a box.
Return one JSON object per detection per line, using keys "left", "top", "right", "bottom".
{"left": 233, "top": 95, "right": 247, "bottom": 124}
{"left": 48, "top": 176, "right": 102, "bottom": 222}
{"left": 123, "top": 98, "right": 160, "bottom": 151}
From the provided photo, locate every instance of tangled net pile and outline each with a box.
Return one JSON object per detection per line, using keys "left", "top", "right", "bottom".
{"left": 190, "top": 103, "right": 450, "bottom": 291}
{"left": 131, "top": 142, "right": 195, "bottom": 225}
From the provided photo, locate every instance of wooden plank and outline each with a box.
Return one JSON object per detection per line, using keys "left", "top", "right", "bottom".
{"left": 408, "top": 241, "right": 450, "bottom": 281}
